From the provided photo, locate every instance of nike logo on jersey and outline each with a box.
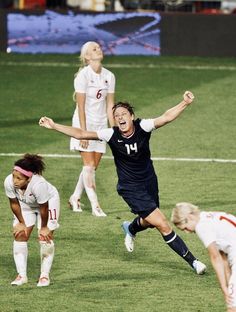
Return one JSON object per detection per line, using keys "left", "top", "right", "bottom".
{"left": 118, "top": 140, "right": 123, "bottom": 142}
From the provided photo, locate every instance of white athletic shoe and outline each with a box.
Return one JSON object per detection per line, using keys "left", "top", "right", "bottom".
{"left": 37, "top": 276, "right": 50, "bottom": 287}
{"left": 122, "top": 221, "right": 135, "bottom": 252}
{"left": 11, "top": 275, "right": 28, "bottom": 286}
{"left": 193, "top": 260, "right": 207, "bottom": 275}
{"left": 69, "top": 195, "right": 83, "bottom": 212}
{"left": 92, "top": 207, "right": 107, "bottom": 217}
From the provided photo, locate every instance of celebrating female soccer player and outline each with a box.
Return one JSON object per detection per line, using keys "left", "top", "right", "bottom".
{"left": 39, "top": 91, "right": 206, "bottom": 274}
{"left": 171, "top": 202, "right": 236, "bottom": 311}
{"left": 4, "top": 154, "right": 60, "bottom": 287}
{"left": 69, "top": 41, "right": 115, "bottom": 217}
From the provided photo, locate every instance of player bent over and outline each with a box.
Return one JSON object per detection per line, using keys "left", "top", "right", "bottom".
{"left": 39, "top": 91, "right": 206, "bottom": 275}
{"left": 171, "top": 202, "right": 236, "bottom": 311}
{"left": 4, "top": 154, "right": 60, "bottom": 287}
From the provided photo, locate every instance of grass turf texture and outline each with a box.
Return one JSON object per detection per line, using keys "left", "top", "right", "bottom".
{"left": 0, "top": 53, "right": 236, "bottom": 311}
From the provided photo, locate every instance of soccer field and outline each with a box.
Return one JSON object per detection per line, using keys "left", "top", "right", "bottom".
{"left": 0, "top": 53, "right": 236, "bottom": 312}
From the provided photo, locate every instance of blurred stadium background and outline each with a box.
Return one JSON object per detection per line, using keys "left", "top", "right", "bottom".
{"left": 1, "top": 0, "right": 236, "bottom": 13}
{"left": 1, "top": 0, "right": 236, "bottom": 57}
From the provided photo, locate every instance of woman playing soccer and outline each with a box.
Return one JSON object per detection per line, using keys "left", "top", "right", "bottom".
{"left": 4, "top": 154, "right": 60, "bottom": 287}
{"left": 69, "top": 41, "right": 115, "bottom": 217}
{"left": 171, "top": 202, "right": 236, "bottom": 311}
{"left": 39, "top": 91, "right": 206, "bottom": 274}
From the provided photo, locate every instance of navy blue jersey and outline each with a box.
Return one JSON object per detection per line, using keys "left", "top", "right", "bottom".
{"left": 107, "top": 119, "right": 156, "bottom": 185}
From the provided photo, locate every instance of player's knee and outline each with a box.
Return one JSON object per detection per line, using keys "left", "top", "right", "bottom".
{"left": 14, "top": 232, "right": 29, "bottom": 241}
{"left": 155, "top": 219, "right": 172, "bottom": 234}
{"left": 82, "top": 166, "right": 95, "bottom": 188}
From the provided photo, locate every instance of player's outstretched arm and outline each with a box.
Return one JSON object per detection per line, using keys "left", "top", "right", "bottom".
{"left": 39, "top": 116, "right": 98, "bottom": 140}
{"left": 154, "top": 91, "right": 194, "bottom": 129}
{"left": 207, "top": 243, "right": 234, "bottom": 307}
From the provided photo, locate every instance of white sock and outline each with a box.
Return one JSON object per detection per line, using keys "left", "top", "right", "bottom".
{"left": 13, "top": 241, "right": 28, "bottom": 277}
{"left": 71, "top": 171, "right": 84, "bottom": 200}
{"left": 82, "top": 166, "right": 100, "bottom": 210}
{"left": 39, "top": 240, "right": 55, "bottom": 278}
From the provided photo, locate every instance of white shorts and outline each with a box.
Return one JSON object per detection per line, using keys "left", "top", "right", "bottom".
{"left": 70, "top": 108, "right": 107, "bottom": 153}
{"left": 13, "top": 192, "right": 60, "bottom": 231}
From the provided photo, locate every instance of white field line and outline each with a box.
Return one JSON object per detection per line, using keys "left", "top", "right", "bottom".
{"left": 1, "top": 61, "right": 235, "bottom": 164}
{"left": 1, "top": 61, "right": 236, "bottom": 71}
{"left": 0, "top": 153, "right": 236, "bottom": 163}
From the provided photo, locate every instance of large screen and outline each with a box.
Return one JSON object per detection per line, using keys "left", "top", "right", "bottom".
{"left": 7, "top": 10, "right": 161, "bottom": 55}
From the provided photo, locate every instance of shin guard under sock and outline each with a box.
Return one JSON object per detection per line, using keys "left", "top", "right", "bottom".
{"left": 163, "top": 231, "right": 196, "bottom": 267}
{"left": 128, "top": 217, "right": 148, "bottom": 236}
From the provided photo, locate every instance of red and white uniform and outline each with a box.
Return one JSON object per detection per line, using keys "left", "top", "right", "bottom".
{"left": 70, "top": 64, "right": 115, "bottom": 153}
{"left": 4, "top": 174, "right": 60, "bottom": 231}
{"left": 196, "top": 211, "right": 236, "bottom": 307}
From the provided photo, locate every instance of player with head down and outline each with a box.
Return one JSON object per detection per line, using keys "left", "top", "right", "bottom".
{"left": 39, "top": 91, "right": 206, "bottom": 275}
{"left": 172, "top": 202, "right": 236, "bottom": 311}
{"left": 4, "top": 154, "right": 60, "bottom": 287}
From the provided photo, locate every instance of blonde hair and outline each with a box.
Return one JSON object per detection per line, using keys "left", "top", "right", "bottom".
{"left": 75, "top": 41, "right": 98, "bottom": 74}
{"left": 73, "top": 41, "right": 100, "bottom": 102}
{"left": 80, "top": 41, "right": 97, "bottom": 66}
{"left": 171, "top": 202, "right": 200, "bottom": 229}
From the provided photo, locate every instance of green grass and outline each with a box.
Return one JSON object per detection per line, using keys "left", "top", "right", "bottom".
{"left": 1, "top": 53, "right": 236, "bottom": 311}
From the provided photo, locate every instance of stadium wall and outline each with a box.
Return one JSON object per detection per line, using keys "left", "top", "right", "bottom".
{"left": 0, "top": 9, "right": 7, "bottom": 52}
{"left": 0, "top": 9, "right": 236, "bottom": 57}
{"left": 161, "top": 13, "right": 236, "bottom": 57}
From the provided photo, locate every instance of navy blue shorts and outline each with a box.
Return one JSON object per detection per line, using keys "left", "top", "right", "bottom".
{"left": 117, "top": 175, "right": 159, "bottom": 219}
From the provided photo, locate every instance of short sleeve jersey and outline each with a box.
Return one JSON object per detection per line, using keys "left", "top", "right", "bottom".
{"left": 74, "top": 65, "right": 115, "bottom": 125}
{"left": 97, "top": 118, "right": 156, "bottom": 185}
{"left": 195, "top": 211, "right": 236, "bottom": 254}
{"left": 4, "top": 174, "right": 57, "bottom": 209}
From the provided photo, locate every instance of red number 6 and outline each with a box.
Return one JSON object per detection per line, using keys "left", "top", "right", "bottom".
{"left": 96, "top": 89, "right": 102, "bottom": 99}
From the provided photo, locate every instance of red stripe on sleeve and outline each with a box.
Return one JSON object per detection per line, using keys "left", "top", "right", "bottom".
{"left": 219, "top": 216, "right": 236, "bottom": 227}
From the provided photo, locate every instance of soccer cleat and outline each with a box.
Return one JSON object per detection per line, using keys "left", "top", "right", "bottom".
{"left": 92, "top": 207, "right": 107, "bottom": 217}
{"left": 68, "top": 195, "right": 83, "bottom": 212}
{"left": 193, "top": 260, "right": 207, "bottom": 275}
{"left": 11, "top": 275, "right": 28, "bottom": 286}
{"left": 122, "top": 221, "right": 135, "bottom": 252}
{"left": 37, "top": 276, "right": 50, "bottom": 287}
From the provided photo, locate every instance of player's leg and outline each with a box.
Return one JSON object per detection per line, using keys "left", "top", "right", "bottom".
{"left": 69, "top": 169, "right": 84, "bottom": 212}
{"left": 37, "top": 193, "right": 60, "bottom": 287}
{"left": 81, "top": 151, "right": 106, "bottom": 217}
{"left": 144, "top": 208, "right": 206, "bottom": 274}
{"left": 120, "top": 178, "right": 158, "bottom": 252}
{"left": 124, "top": 175, "right": 158, "bottom": 235}
{"left": 69, "top": 110, "right": 85, "bottom": 211}
{"left": 11, "top": 209, "right": 35, "bottom": 286}
{"left": 124, "top": 216, "right": 150, "bottom": 235}
{"left": 38, "top": 235, "right": 55, "bottom": 287}
{"left": 122, "top": 217, "right": 151, "bottom": 252}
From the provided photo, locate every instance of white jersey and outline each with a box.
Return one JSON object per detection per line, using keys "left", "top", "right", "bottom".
{"left": 196, "top": 211, "right": 236, "bottom": 308}
{"left": 4, "top": 174, "right": 60, "bottom": 230}
{"left": 70, "top": 64, "right": 115, "bottom": 152}
{"left": 196, "top": 211, "right": 236, "bottom": 265}
{"left": 73, "top": 64, "right": 115, "bottom": 125}
{"left": 4, "top": 174, "right": 57, "bottom": 209}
